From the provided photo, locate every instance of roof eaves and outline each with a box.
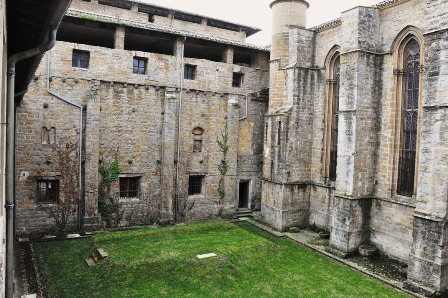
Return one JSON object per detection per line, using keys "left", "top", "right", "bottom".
{"left": 67, "top": 9, "right": 268, "bottom": 51}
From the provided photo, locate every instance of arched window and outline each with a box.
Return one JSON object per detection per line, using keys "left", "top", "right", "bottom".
{"left": 192, "top": 127, "right": 204, "bottom": 152}
{"left": 397, "top": 39, "right": 421, "bottom": 196}
{"left": 323, "top": 48, "right": 341, "bottom": 181}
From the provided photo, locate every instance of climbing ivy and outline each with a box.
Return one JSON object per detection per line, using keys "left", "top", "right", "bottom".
{"left": 217, "top": 124, "right": 229, "bottom": 202}
{"left": 98, "top": 157, "right": 122, "bottom": 228}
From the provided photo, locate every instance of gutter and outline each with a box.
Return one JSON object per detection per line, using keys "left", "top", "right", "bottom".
{"left": 6, "top": 27, "right": 58, "bottom": 298}
{"left": 47, "top": 50, "right": 84, "bottom": 231}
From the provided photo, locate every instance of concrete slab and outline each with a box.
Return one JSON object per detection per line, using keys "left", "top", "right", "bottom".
{"left": 196, "top": 253, "right": 217, "bottom": 259}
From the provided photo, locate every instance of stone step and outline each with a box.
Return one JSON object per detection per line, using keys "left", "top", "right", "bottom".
{"left": 236, "top": 209, "right": 253, "bottom": 218}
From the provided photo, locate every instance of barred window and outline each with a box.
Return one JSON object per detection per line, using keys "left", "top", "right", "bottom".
{"left": 184, "top": 64, "right": 196, "bottom": 80}
{"left": 188, "top": 176, "right": 204, "bottom": 195}
{"left": 133, "top": 57, "right": 147, "bottom": 75}
{"left": 120, "top": 177, "right": 140, "bottom": 198}
{"left": 72, "top": 50, "right": 90, "bottom": 69}
{"left": 37, "top": 179, "right": 60, "bottom": 203}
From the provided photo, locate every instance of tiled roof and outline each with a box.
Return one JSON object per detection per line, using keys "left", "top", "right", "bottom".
{"left": 66, "top": 9, "right": 269, "bottom": 51}
{"left": 309, "top": 18, "right": 342, "bottom": 32}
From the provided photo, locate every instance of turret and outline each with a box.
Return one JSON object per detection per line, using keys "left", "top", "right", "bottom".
{"left": 269, "top": 0, "right": 309, "bottom": 109}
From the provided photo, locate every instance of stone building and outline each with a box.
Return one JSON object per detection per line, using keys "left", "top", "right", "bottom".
{"left": 14, "top": 0, "right": 448, "bottom": 296}
{"left": 262, "top": 0, "right": 448, "bottom": 295}
{"left": 16, "top": 0, "right": 269, "bottom": 232}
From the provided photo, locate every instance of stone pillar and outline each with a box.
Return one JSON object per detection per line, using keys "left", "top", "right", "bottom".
{"left": 330, "top": 6, "right": 381, "bottom": 254}
{"left": 405, "top": 1, "right": 448, "bottom": 294}
{"left": 159, "top": 87, "right": 177, "bottom": 224}
{"left": 114, "top": 26, "right": 125, "bottom": 50}
{"left": 223, "top": 46, "right": 234, "bottom": 64}
{"left": 221, "top": 95, "right": 239, "bottom": 218}
{"left": 83, "top": 82, "right": 101, "bottom": 229}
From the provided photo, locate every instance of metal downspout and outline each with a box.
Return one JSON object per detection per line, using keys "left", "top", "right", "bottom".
{"left": 6, "top": 27, "right": 58, "bottom": 298}
{"left": 46, "top": 50, "right": 84, "bottom": 231}
{"left": 174, "top": 37, "right": 186, "bottom": 223}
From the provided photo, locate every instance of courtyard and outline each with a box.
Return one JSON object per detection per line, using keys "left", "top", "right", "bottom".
{"left": 32, "top": 220, "right": 410, "bottom": 297}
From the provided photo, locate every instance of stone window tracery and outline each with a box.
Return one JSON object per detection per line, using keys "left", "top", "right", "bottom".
{"left": 323, "top": 48, "right": 340, "bottom": 181}
{"left": 397, "top": 39, "right": 421, "bottom": 197}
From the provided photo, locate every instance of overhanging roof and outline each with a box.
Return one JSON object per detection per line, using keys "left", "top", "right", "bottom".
{"left": 7, "top": 0, "right": 72, "bottom": 102}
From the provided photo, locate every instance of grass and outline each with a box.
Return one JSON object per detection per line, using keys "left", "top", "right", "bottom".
{"left": 33, "top": 220, "right": 409, "bottom": 298}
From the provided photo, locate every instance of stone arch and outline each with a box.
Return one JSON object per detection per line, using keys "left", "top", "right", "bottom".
{"left": 390, "top": 28, "right": 424, "bottom": 198}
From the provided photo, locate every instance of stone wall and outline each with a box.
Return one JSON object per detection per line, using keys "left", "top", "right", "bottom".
{"left": 16, "top": 15, "right": 269, "bottom": 233}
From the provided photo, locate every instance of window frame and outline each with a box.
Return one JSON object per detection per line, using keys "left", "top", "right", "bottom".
{"left": 72, "top": 50, "right": 90, "bottom": 69}
{"left": 188, "top": 175, "right": 204, "bottom": 195}
{"left": 133, "top": 57, "right": 147, "bottom": 75}
{"left": 184, "top": 64, "right": 196, "bottom": 80}
{"left": 395, "top": 37, "right": 423, "bottom": 197}
{"left": 119, "top": 176, "right": 140, "bottom": 198}
{"left": 322, "top": 46, "right": 341, "bottom": 181}
{"left": 37, "top": 178, "right": 60, "bottom": 203}
{"left": 232, "top": 72, "right": 244, "bottom": 88}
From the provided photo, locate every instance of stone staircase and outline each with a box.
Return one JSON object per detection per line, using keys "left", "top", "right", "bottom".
{"left": 236, "top": 208, "right": 253, "bottom": 218}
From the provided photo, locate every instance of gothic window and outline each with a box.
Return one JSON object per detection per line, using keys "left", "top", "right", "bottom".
{"left": 323, "top": 49, "right": 340, "bottom": 181}
{"left": 192, "top": 127, "right": 204, "bottom": 152}
{"left": 397, "top": 39, "right": 421, "bottom": 196}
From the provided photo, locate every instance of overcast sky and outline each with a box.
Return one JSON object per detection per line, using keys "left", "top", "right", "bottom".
{"left": 140, "top": 0, "right": 380, "bottom": 46}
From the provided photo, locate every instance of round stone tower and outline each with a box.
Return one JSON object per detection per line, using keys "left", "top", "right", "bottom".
{"left": 269, "top": 0, "right": 309, "bottom": 109}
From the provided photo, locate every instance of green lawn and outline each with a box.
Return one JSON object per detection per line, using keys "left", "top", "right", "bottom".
{"left": 33, "top": 220, "right": 409, "bottom": 298}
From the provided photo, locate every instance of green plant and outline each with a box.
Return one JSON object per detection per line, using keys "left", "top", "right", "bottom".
{"left": 98, "top": 157, "right": 122, "bottom": 228}
{"left": 216, "top": 124, "right": 229, "bottom": 203}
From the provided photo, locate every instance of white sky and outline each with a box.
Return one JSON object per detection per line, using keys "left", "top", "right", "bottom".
{"left": 139, "top": 0, "right": 380, "bottom": 46}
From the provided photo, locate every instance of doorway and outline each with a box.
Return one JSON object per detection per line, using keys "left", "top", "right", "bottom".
{"left": 238, "top": 181, "right": 250, "bottom": 209}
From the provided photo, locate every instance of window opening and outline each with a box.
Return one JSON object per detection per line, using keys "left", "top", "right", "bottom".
{"left": 184, "top": 64, "right": 196, "bottom": 80}
{"left": 232, "top": 72, "right": 244, "bottom": 88}
{"left": 397, "top": 39, "right": 420, "bottom": 196}
{"left": 133, "top": 57, "right": 147, "bottom": 75}
{"left": 188, "top": 176, "right": 204, "bottom": 195}
{"left": 329, "top": 56, "right": 340, "bottom": 181}
{"left": 72, "top": 50, "right": 90, "bottom": 68}
{"left": 37, "top": 179, "right": 60, "bottom": 203}
{"left": 120, "top": 177, "right": 140, "bottom": 198}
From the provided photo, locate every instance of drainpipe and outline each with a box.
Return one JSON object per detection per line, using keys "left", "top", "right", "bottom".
{"left": 6, "top": 27, "right": 58, "bottom": 298}
{"left": 174, "top": 36, "right": 186, "bottom": 222}
{"left": 46, "top": 50, "right": 84, "bottom": 231}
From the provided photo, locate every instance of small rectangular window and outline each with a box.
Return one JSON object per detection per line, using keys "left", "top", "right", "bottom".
{"left": 188, "top": 175, "right": 204, "bottom": 195}
{"left": 184, "top": 64, "right": 196, "bottom": 80}
{"left": 232, "top": 72, "right": 244, "bottom": 88}
{"left": 37, "top": 179, "right": 60, "bottom": 203}
{"left": 120, "top": 177, "right": 140, "bottom": 198}
{"left": 72, "top": 50, "right": 90, "bottom": 69}
{"left": 133, "top": 57, "right": 147, "bottom": 75}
